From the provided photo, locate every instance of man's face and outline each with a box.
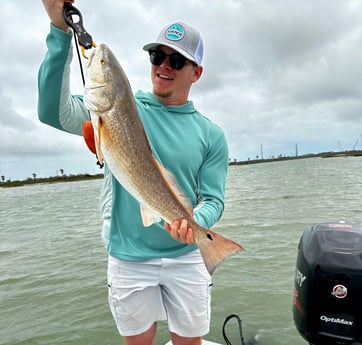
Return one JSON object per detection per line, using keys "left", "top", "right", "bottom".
{"left": 150, "top": 45, "right": 203, "bottom": 106}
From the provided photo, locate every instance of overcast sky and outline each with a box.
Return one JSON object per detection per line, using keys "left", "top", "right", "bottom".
{"left": 1, "top": 0, "right": 362, "bottom": 181}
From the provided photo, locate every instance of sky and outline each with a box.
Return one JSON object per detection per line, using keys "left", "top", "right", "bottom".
{"left": 1, "top": 0, "right": 362, "bottom": 181}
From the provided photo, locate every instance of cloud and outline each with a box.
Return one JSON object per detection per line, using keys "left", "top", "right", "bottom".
{"left": 2, "top": 0, "right": 362, "bottom": 180}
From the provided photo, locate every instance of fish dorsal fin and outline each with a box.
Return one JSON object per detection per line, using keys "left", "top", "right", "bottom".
{"left": 153, "top": 158, "right": 193, "bottom": 216}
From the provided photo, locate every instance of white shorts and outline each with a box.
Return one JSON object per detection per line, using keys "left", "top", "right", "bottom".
{"left": 107, "top": 250, "right": 212, "bottom": 337}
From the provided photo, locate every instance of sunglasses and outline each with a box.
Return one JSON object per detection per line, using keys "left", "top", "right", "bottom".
{"left": 148, "top": 50, "right": 192, "bottom": 70}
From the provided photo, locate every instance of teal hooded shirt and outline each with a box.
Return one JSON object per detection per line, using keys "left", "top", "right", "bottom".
{"left": 108, "top": 91, "right": 229, "bottom": 260}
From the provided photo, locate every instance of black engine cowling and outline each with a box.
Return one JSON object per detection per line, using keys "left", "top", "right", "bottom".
{"left": 293, "top": 222, "right": 362, "bottom": 345}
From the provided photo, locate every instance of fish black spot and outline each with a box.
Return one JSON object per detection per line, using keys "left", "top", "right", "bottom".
{"left": 207, "top": 233, "right": 213, "bottom": 241}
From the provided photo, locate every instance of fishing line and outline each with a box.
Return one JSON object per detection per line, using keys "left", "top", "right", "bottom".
{"left": 72, "top": 31, "right": 87, "bottom": 89}
{"left": 62, "top": 1, "right": 103, "bottom": 167}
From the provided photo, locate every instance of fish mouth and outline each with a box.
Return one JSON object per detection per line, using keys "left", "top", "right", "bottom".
{"left": 86, "top": 84, "right": 108, "bottom": 90}
{"left": 86, "top": 48, "right": 97, "bottom": 67}
{"left": 84, "top": 80, "right": 109, "bottom": 91}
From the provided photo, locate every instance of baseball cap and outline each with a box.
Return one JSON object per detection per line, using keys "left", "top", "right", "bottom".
{"left": 143, "top": 22, "right": 204, "bottom": 66}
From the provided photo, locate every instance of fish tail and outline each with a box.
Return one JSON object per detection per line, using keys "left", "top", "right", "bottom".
{"left": 197, "top": 229, "right": 244, "bottom": 275}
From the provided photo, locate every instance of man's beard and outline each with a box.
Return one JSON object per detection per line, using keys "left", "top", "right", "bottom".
{"left": 153, "top": 89, "right": 172, "bottom": 99}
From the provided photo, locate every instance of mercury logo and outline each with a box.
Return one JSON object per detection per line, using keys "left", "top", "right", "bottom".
{"left": 331, "top": 284, "right": 347, "bottom": 299}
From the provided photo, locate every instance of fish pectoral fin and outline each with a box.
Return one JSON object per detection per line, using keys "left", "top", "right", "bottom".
{"left": 95, "top": 117, "right": 104, "bottom": 165}
{"left": 153, "top": 158, "right": 194, "bottom": 215}
{"left": 140, "top": 205, "right": 162, "bottom": 227}
{"left": 82, "top": 120, "right": 97, "bottom": 154}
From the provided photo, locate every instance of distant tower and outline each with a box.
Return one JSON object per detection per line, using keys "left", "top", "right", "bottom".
{"left": 260, "top": 144, "right": 264, "bottom": 159}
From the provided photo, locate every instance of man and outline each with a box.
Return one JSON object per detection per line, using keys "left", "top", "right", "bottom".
{"left": 39, "top": 1, "right": 229, "bottom": 345}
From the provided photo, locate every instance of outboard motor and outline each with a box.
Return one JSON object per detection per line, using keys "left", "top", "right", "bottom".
{"left": 293, "top": 222, "right": 362, "bottom": 345}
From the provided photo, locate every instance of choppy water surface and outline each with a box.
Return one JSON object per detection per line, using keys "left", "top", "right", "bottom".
{"left": 1, "top": 157, "right": 362, "bottom": 345}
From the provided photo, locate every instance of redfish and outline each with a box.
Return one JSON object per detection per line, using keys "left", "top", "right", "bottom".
{"left": 84, "top": 44, "right": 244, "bottom": 274}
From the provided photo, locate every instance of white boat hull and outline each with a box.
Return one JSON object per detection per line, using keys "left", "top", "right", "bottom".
{"left": 165, "top": 340, "right": 221, "bottom": 345}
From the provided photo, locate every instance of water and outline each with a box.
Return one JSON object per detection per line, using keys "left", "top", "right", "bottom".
{"left": 1, "top": 156, "right": 362, "bottom": 345}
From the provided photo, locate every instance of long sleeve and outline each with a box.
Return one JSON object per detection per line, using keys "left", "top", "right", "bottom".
{"left": 193, "top": 130, "right": 228, "bottom": 229}
{"left": 37, "top": 24, "right": 88, "bottom": 135}
{"left": 37, "top": 24, "right": 112, "bottom": 249}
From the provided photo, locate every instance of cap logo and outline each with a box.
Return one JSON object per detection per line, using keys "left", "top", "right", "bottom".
{"left": 165, "top": 24, "right": 184, "bottom": 41}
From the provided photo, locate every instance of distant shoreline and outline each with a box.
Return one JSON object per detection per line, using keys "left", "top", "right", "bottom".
{"left": 0, "top": 173, "right": 104, "bottom": 188}
{"left": 229, "top": 150, "right": 362, "bottom": 166}
{"left": 2, "top": 150, "right": 362, "bottom": 188}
